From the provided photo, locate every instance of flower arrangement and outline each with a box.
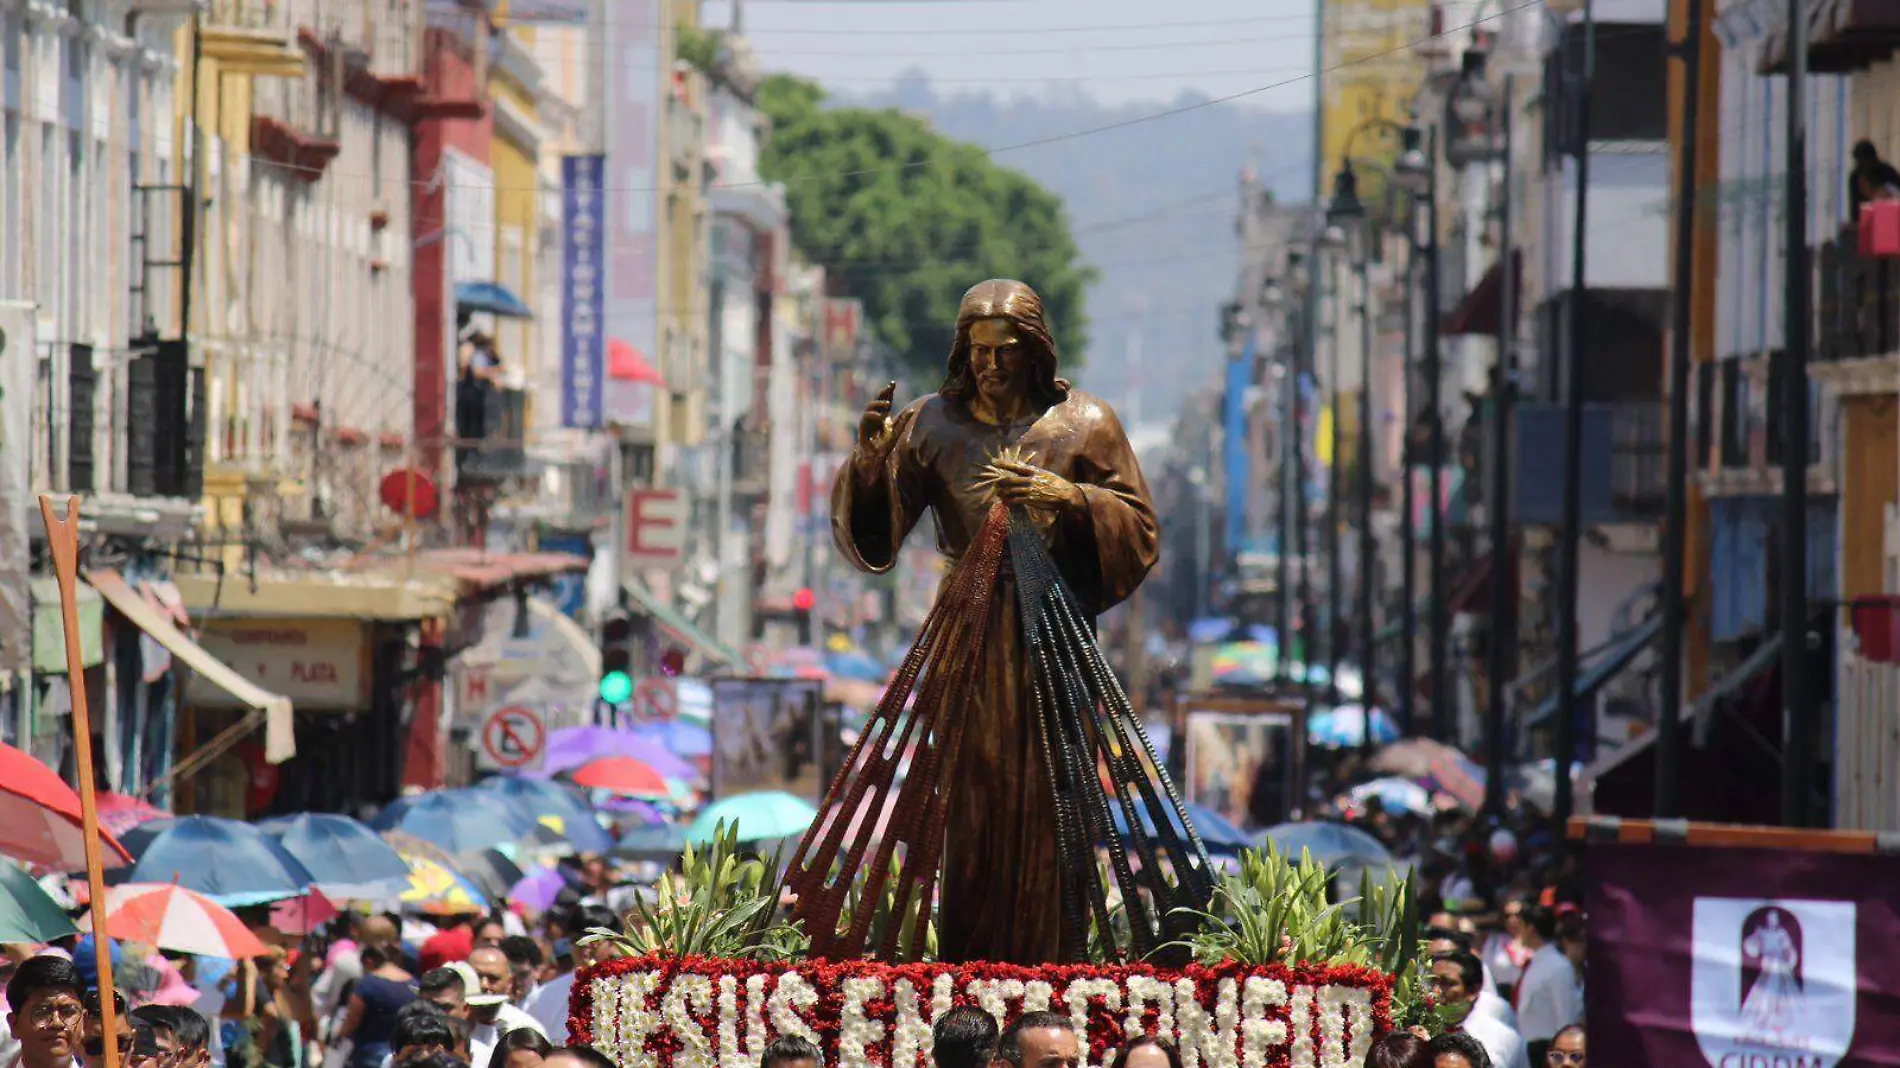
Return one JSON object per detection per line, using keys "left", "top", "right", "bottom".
{"left": 572, "top": 838, "right": 1431, "bottom": 1067}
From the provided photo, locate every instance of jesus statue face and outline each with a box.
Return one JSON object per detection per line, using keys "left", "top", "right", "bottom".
{"left": 967, "top": 317, "right": 1028, "bottom": 414}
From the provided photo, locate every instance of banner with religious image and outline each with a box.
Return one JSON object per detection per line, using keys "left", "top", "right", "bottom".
{"left": 1586, "top": 834, "right": 1900, "bottom": 1066}
{"left": 710, "top": 678, "right": 825, "bottom": 801}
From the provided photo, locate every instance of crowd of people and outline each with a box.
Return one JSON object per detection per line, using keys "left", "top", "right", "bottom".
{"left": 0, "top": 896, "right": 628, "bottom": 1068}
{"left": 1321, "top": 770, "right": 1589, "bottom": 1068}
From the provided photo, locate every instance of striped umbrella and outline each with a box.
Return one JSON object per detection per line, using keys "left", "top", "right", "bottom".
{"left": 90, "top": 883, "right": 270, "bottom": 959}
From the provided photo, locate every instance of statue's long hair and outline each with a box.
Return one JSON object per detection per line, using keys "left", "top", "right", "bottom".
{"left": 939, "top": 279, "right": 1071, "bottom": 410}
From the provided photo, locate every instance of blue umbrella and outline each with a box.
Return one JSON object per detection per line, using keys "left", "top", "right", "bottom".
{"left": 614, "top": 823, "right": 688, "bottom": 858}
{"left": 371, "top": 789, "right": 537, "bottom": 854}
{"left": 1257, "top": 821, "right": 1393, "bottom": 869}
{"left": 1108, "top": 801, "right": 1249, "bottom": 853}
{"left": 454, "top": 281, "right": 533, "bottom": 319}
{"left": 824, "top": 651, "right": 886, "bottom": 682}
{"left": 1187, "top": 617, "right": 1238, "bottom": 644}
{"left": 474, "top": 778, "right": 615, "bottom": 854}
{"left": 631, "top": 719, "right": 712, "bottom": 758}
{"left": 115, "top": 817, "right": 314, "bottom": 907}
{"left": 257, "top": 813, "right": 412, "bottom": 899}
{"left": 1343, "top": 777, "right": 1434, "bottom": 816}
{"left": 1307, "top": 705, "right": 1401, "bottom": 749}
{"left": 685, "top": 791, "right": 818, "bottom": 845}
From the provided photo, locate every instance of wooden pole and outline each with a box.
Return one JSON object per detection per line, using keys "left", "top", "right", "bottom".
{"left": 36, "top": 494, "right": 122, "bottom": 1068}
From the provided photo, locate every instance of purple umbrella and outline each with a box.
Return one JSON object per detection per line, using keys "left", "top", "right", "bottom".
{"left": 538, "top": 726, "right": 701, "bottom": 782}
{"left": 508, "top": 866, "right": 570, "bottom": 914}
{"left": 596, "top": 797, "right": 667, "bottom": 824}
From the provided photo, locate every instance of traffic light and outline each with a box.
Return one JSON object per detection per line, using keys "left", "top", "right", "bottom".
{"left": 599, "top": 617, "right": 634, "bottom": 709}
{"left": 793, "top": 587, "right": 815, "bottom": 645}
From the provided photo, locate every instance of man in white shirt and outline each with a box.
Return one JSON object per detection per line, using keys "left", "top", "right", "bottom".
{"left": 1429, "top": 952, "right": 1530, "bottom": 1068}
{"left": 464, "top": 950, "right": 546, "bottom": 1068}
{"left": 1512, "top": 906, "right": 1585, "bottom": 1063}
{"left": 1428, "top": 930, "right": 1518, "bottom": 1032}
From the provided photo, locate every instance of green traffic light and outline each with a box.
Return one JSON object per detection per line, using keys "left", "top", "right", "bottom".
{"left": 599, "top": 670, "right": 634, "bottom": 704}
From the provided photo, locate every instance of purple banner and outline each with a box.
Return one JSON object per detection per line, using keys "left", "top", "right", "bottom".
{"left": 561, "top": 154, "right": 605, "bottom": 429}
{"left": 1588, "top": 841, "right": 1900, "bottom": 1067}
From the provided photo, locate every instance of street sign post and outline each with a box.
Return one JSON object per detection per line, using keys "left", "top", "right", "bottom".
{"left": 480, "top": 705, "right": 546, "bottom": 770}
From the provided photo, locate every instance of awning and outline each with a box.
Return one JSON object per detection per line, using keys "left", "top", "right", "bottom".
{"left": 172, "top": 571, "right": 457, "bottom": 621}
{"left": 85, "top": 570, "right": 296, "bottom": 764}
{"left": 1442, "top": 250, "right": 1522, "bottom": 337}
{"left": 622, "top": 580, "right": 743, "bottom": 669}
{"left": 1522, "top": 614, "right": 1664, "bottom": 729}
{"left": 1582, "top": 634, "right": 1783, "bottom": 784}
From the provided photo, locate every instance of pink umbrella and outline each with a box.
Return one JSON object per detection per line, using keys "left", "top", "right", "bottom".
{"left": 270, "top": 890, "right": 341, "bottom": 936}
{"left": 88, "top": 884, "right": 270, "bottom": 959}
{"left": 97, "top": 793, "right": 170, "bottom": 838}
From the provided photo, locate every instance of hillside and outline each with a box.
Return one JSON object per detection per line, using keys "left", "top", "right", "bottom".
{"left": 850, "top": 74, "right": 1314, "bottom": 429}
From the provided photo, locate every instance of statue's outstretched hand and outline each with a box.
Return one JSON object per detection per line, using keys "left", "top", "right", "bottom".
{"left": 858, "top": 381, "right": 898, "bottom": 453}
{"left": 978, "top": 456, "right": 1086, "bottom": 515}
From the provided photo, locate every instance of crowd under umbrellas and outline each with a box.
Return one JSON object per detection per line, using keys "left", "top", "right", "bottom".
{"left": 0, "top": 715, "right": 847, "bottom": 1068}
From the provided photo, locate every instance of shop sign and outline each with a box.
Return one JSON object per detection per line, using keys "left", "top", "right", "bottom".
{"left": 188, "top": 618, "right": 368, "bottom": 709}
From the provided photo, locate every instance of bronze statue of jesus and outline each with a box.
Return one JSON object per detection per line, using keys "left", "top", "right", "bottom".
{"left": 830, "top": 279, "right": 1161, "bottom": 964}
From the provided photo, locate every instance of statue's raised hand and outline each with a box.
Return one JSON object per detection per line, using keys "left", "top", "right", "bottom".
{"left": 858, "top": 381, "right": 898, "bottom": 453}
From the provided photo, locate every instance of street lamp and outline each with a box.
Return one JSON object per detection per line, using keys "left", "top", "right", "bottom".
{"left": 1286, "top": 249, "right": 1315, "bottom": 684}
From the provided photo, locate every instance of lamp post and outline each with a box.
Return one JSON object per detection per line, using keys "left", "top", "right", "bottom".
{"left": 1326, "top": 163, "right": 1379, "bottom": 754}
{"left": 1262, "top": 275, "right": 1293, "bottom": 675}
{"left": 1290, "top": 249, "right": 1316, "bottom": 683}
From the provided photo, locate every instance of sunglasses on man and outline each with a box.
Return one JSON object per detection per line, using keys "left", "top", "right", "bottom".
{"left": 1546, "top": 1052, "right": 1585, "bottom": 1066}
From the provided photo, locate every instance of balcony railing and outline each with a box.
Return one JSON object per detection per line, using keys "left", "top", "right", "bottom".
{"left": 456, "top": 385, "right": 530, "bottom": 482}
{"left": 1818, "top": 223, "right": 1900, "bottom": 361}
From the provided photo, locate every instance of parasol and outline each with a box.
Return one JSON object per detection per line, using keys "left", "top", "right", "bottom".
{"left": 88, "top": 883, "right": 271, "bottom": 959}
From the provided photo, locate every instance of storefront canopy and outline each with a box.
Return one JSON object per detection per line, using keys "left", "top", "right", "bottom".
{"left": 622, "top": 579, "right": 743, "bottom": 669}
{"left": 86, "top": 570, "right": 296, "bottom": 763}
{"left": 1522, "top": 615, "right": 1664, "bottom": 730}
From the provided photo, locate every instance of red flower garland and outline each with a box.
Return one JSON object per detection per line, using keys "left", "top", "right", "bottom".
{"left": 568, "top": 956, "right": 1393, "bottom": 1068}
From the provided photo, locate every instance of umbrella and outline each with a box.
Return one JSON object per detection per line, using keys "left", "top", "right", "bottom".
{"left": 1208, "top": 641, "right": 1277, "bottom": 686}
{"left": 1369, "top": 737, "right": 1471, "bottom": 779}
{"left": 1307, "top": 705, "right": 1401, "bottom": 749}
{"left": 383, "top": 832, "right": 489, "bottom": 916}
{"left": 474, "top": 778, "right": 616, "bottom": 854}
{"left": 0, "top": 741, "right": 133, "bottom": 871}
{"left": 257, "top": 813, "right": 412, "bottom": 900}
{"left": 1108, "top": 802, "right": 1250, "bottom": 853}
{"left": 1343, "top": 778, "right": 1433, "bottom": 816}
{"left": 1258, "top": 821, "right": 1394, "bottom": 869}
{"left": 372, "top": 789, "right": 537, "bottom": 854}
{"left": 455, "top": 850, "right": 526, "bottom": 900}
{"left": 454, "top": 281, "right": 533, "bottom": 319}
{"left": 270, "top": 890, "right": 341, "bottom": 936}
{"left": 115, "top": 817, "right": 313, "bottom": 907}
{"left": 598, "top": 797, "right": 666, "bottom": 824}
{"left": 685, "top": 791, "right": 818, "bottom": 845}
{"left": 568, "top": 756, "right": 671, "bottom": 798}
{"left": 96, "top": 793, "right": 170, "bottom": 838}
{"left": 536, "top": 728, "right": 701, "bottom": 783}
{"left": 823, "top": 651, "right": 886, "bottom": 682}
{"left": 1187, "top": 617, "right": 1239, "bottom": 644}
{"left": 509, "top": 867, "right": 570, "bottom": 914}
{"left": 1512, "top": 760, "right": 1582, "bottom": 813}
{"left": 613, "top": 823, "right": 688, "bottom": 859}
{"left": 631, "top": 719, "right": 711, "bottom": 758}
{"left": 91, "top": 883, "right": 270, "bottom": 958}
{"left": 0, "top": 860, "right": 78, "bottom": 944}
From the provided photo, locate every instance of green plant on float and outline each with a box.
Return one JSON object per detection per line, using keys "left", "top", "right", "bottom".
{"left": 578, "top": 820, "right": 809, "bottom": 961}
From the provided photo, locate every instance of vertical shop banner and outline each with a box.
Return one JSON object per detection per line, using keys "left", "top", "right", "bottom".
{"left": 602, "top": 0, "right": 659, "bottom": 431}
{"left": 561, "top": 154, "right": 606, "bottom": 429}
{"left": 710, "top": 678, "right": 823, "bottom": 801}
{"left": 1588, "top": 840, "right": 1900, "bottom": 1066}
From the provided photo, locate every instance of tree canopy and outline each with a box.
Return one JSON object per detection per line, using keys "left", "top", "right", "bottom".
{"left": 755, "top": 73, "right": 1096, "bottom": 384}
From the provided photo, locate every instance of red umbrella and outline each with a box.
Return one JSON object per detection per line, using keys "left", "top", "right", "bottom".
{"left": 569, "top": 755, "right": 670, "bottom": 798}
{"left": 0, "top": 742, "right": 131, "bottom": 870}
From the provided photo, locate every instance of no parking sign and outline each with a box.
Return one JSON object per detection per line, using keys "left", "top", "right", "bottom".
{"left": 480, "top": 705, "right": 545, "bottom": 770}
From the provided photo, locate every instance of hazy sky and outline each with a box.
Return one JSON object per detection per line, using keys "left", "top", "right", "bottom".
{"left": 698, "top": 0, "right": 1320, "bottom": 111}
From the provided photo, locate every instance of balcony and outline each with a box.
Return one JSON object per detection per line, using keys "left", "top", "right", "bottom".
{"left": 201, "top": 0, "right": 306, "bottom": 78}
{"left": 1817, "top": 223, "right": 1900, "bottom": 362}
{"left": 456, "top": 385, "right": 532, "bottom": 483}
{"left": 1506, "top": 401, "right": 1667, "bottom": 526}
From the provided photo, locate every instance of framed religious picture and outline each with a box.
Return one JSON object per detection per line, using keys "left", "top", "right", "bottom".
{"left": 710, "top": 678, "right": 824, "bottom": 801}
{"left": 1177, "top": 694, "right": 1307, "bottom": 831}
